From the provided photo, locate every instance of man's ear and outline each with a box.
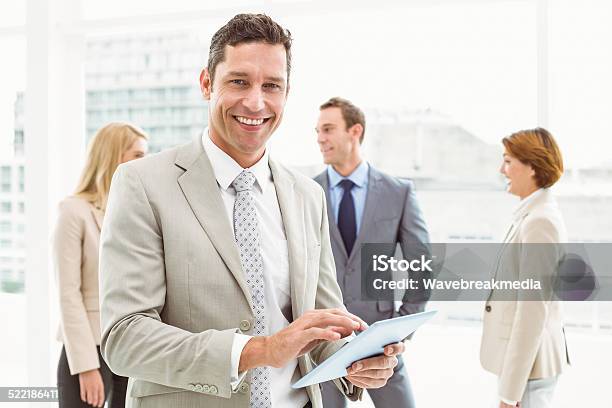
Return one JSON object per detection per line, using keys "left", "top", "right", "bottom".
{"left": 349, "top": 123, "right": 364, "bottom": 143}
{"left": 200, "top": 68, "right": 212, "bottom": 100}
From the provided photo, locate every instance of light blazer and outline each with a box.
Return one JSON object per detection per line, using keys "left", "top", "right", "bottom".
{"left": 314, "top": 166, "right": 430, "bottom": 325}
{"left": 480, "top": 189, "right": 570, "bottom": 402}
{"left": 53, "top": 196, "right": 105, "bottom": 375}
{"left": 99, "top": 139, "right": 360, "bottom": 408}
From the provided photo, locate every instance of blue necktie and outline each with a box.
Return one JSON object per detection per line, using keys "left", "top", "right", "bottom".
{"left": 338, "top": 179, "right": 357, "bottom": 255}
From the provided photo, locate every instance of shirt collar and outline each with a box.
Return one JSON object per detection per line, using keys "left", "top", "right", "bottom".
{"left": 201, "top": 128, "right": 271, "bottom": 193}
{"left": 327, "top": 161, "right": 369, "bottom": 189}
{"left": 512, "top": 187, "right": 546, "bottom": 222}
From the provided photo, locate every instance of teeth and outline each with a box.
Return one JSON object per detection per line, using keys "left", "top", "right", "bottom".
{"left": 236, "top": 116, "right": 265, "bottom": 126}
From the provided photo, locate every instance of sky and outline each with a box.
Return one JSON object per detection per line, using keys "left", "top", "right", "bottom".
{"left": 1, "top": 0, "right": 611, "bottom": 167}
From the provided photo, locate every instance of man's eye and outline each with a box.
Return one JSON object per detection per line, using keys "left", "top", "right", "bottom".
{"left": 264, "top": 83, "right": 281, "bottom": 90}
{"left": 230, "top": 79, "right": 247, "bottom": 86}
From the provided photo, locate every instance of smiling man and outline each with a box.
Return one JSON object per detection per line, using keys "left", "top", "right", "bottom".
{"left": 99, "top": 14, "right": 405, "bottom": 408}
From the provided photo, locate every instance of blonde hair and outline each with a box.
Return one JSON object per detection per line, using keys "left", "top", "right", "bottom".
{"left": 75, "top": 122, "right": 148, "bottom": 210}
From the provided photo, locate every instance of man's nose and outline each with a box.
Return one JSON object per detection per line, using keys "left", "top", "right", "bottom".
{"left": 316, "top": 131, "right": 326, "bottom": 144}
{"left": 243, "top": 86, "right": 265, "bottom": 113}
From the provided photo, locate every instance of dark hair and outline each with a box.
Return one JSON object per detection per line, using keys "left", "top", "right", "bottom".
{"left": 320, "top": 97, "right": 366, "bottom": 143}
{"left": 502, "top": 127, "right": 564, "bottom": 188}
{"left": 207, "top": 14, "right": 292, "bottom": 86}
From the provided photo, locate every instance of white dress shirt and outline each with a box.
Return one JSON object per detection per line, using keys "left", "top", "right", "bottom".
{"left": 202, "top": 131, "right": 309, "bottom": 407}
{"left": 327, "top": 161, "right": 369, "bottom": 234}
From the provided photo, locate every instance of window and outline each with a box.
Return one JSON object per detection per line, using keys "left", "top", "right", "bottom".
{"left": 1, "top": 166, "right": 11, "bottom": 192}
{"left": 1, "top": 202, "right": 12, "bottom": 214}
{"left": 0, "top": 239, "right": 11, "bottom": 249}
{"left": 0, "top": 269, "right": 12, "bottom": 281}
{"left": 0, "top": 221, "right": 11, "bottom": 233}
{"left": 14, "top": 130, "right": 24, "bottom": 156}
{"left": 17, "top": 202, "right": 24, "bottom": 213}
{"left": 18, "top": 166, "right": 24, "bottom": 192}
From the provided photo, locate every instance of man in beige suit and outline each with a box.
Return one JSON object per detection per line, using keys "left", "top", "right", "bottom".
{"left": 99, "top": 14, "right": 405, "bottom": 408}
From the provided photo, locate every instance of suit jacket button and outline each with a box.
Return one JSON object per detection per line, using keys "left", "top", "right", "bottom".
{"left": 209, "top": 385, "right": 218, "bottom": 394}
{"left": 239, "top": 383, "right": 249, "bottom": 394}
{"left": 485, "top": 305, "right": 492, "bottom": 312}
{"left": 239, "top": 320, "right": 251, "bottom": 331}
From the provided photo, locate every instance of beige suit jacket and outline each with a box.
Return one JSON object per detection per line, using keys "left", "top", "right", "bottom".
{"left": 53, "top": 196, "right": 105, "bottom": 375}
{"left": 480, "top": 189, "right": 570, "bottom": 402}
{"left": 99, "top": 139, "right": 361, "bottom": 408}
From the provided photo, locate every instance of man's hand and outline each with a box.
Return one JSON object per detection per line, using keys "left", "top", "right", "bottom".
{"left": 239, "top": 308, "right": 367, "bottom": 371}
{"left": 500, "top": 402, "right": 520, "bottom": 408}
{"left": 346, "top": 342, "right": 405, "bottom": 389}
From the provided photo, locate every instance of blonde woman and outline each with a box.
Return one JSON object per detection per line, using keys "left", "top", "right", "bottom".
{"left": 54, "top": 123, "right": 148, "bottom": 408}
{"left": 480, "top": 128, "right": 570, "bottom": 408}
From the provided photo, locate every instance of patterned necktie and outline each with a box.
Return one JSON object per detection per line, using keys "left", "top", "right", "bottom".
{"left": 231, "top": 170, "right": 271, "bottom": 408}
{"left": 337, "top": 179, "right": 357, "bottom": 255}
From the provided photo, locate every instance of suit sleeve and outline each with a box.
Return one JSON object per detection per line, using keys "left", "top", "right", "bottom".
{"left": 99, "top": 164, "right": 237, "bottom": 398}
{"left": 53, "top": 200, "right": 100, "bottom": 375}
{"left": 498, "top": 216, "right": 561, "bottom": 401}
{"left": 398, "top": 180, "right": 431, "bottom": 316}
{"left": 308, "top": 186, "right": 363, "bottom": 402}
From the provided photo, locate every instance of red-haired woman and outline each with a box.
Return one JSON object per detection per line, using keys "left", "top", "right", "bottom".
{"left": 480, "top": 128, "right": 570, "bottom": 408}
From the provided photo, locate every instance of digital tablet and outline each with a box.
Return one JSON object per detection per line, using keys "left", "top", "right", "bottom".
{"left": 292, "top": 310, "right": 437, "bottom": 388}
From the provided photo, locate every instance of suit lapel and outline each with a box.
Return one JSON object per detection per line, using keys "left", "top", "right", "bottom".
{"left": 488, "top": 212, "right": 529, "bottom": 300}
{"left": 90, "top": 206, "right": 104, "bottom": 232}
{"left": 501, "top": 221, "right": 519, "bottom": 244}
{"left": 175, "top": 140, "right": 253, "bottom": 311}
{"left": 347, "top": 167, "right": 381, "bottom": 264}
{"left": 270, "top": 159, "right": 307, "bottom": 318}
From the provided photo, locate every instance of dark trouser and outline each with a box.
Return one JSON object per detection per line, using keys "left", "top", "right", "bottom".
{"left": 321, "top": 355, "right": 415, "bottom": 408}
{"left": 57, "top": 346, "right": 128, "bottom": 408}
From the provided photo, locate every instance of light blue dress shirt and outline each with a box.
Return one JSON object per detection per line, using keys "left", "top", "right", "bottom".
{"left": 327, "top": 161, "right": 369, "bottom": 234}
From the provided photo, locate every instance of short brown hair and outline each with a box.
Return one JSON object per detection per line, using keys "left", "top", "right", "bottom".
{"left": 502, "top": 127, "right": 564, "bottom": 188}
{"left": 207, "top": 14, "right": 292, "bottom": 86}
{"left": 319, "top": 97, "right": 366, "bottom": 143}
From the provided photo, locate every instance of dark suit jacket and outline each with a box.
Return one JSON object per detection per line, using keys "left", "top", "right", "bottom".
{"left": 314, "top": 165, "right": 430, "bottom": 325}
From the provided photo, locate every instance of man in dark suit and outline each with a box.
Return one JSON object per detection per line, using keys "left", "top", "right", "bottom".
{"left": 314, "top": 97, "right": 430, "bottom": 408}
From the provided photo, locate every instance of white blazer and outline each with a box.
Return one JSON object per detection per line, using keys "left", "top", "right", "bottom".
{"left": 480, "top": 188, "right": 570, "bottom": 402}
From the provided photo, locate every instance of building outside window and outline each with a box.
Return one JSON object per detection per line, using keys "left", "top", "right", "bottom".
{"left": 18, "top": 165, "right": 24, "bottom": 192}
{"left": 1, "top": 166, "right": 11, "bottom": 192}
{"left": 1, "top": 202, "right": 12, "bottom": 214}
{"left": 0, "top": 221, "right": 11, "bottom": 233}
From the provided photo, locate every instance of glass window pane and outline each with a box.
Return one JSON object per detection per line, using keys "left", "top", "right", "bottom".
{"left": 85, "top": 31, "right": 208, "bottom": 153}
{"left": 83, "top": 0, "right": 252, "bottom": 20}
{"left": 0, "top": 1, "right": 25, "bottom": 27}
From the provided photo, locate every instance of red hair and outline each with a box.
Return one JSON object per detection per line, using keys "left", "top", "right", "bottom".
{"left": 502, "top": 127, "right": 564, "bottom": 188}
